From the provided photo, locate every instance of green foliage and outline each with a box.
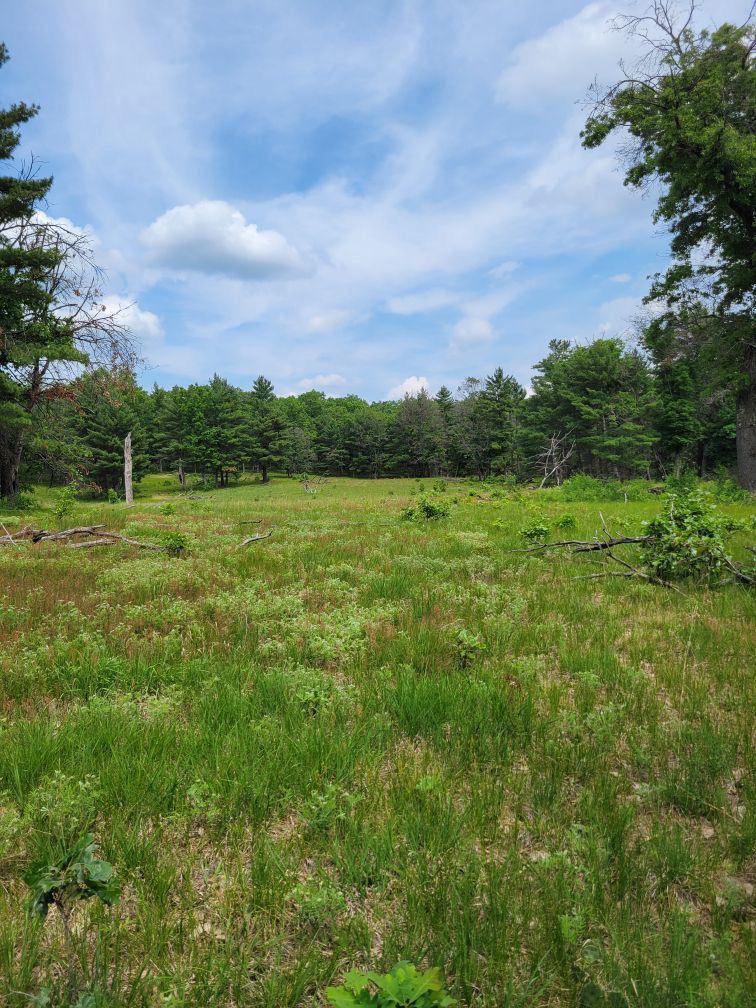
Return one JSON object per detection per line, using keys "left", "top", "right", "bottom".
{"left": 577, "top": 981, "right": 628, "bottom": 1008}
{"left": 287, "top": 877, "right": 346, "bottom": 925}
{"left": 520, "top": 521, "right": 550, "bottom": 544}
{"left": 453, "top": 629, "right": 486, "bottom": 669}
{"left": 581, "top": 10, "right": 755, "bottom": 488}
{"left": 560, "top": 474, "right": 649, "bottom": 502}
{"left": 642, "top": 493, "right": 742, "bottom": 583}
{"left": 301, "top": 781, "right": 361, "bottom": 832}
{"left": 554, "top": 513, "right": 576, "bottom": 530}
{"left": 51, "top": 485, "right": 79, "bottom": 528}
{"left": 326, "top": 962, "right": 455, "bottom": 1008}
{"left": 25, "top": 834, "right": 119, "bottom": 919}
{"left": 0, "top": 476, "right": 754, "bottom": 1004}
{"left": 711, "top": 469, "right": 749, "bottom": 504}
{"left": 155, "top": 530, "right": 189, "bottom": 556}
{"left": 401, "top": 495, "right": 450, "bottom": 521}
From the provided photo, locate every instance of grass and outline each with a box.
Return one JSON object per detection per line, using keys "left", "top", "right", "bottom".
{"left": 0, "top": 474, "right": 753, "bottom": 1007}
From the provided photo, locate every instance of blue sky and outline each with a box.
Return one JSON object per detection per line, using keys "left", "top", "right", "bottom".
{"left": 2, "top": 0, "right": 747, "bottom": 400}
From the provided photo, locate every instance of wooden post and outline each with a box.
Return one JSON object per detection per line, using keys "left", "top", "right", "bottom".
{"left": 124, "top": 432, "right": 134, "bottom": 505}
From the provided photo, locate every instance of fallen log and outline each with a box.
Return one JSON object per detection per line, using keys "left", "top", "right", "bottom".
{"left": 513, "top": 534, "right": 652, "bottom": 554}
{"left": 68, "top": 534, "right": 166, "bottom": 551}
{"left": 240, "top": 530, "right": 273, "bottom": 546}
{"left": 0, "top": 524, "right": 41, "bottom": 544}
{"left": 34, "top": 525, "right": 106, "bottom": 543}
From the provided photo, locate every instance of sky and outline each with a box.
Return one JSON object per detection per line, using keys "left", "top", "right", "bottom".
{"left": 1, "top": 0, "right": 749, "bottom": 400}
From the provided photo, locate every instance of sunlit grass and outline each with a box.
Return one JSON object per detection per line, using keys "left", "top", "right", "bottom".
{"left": 0, "top": 475, "right": 753, "bottom": 1006}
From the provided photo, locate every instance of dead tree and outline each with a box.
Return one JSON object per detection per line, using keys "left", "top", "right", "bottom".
{"left": 537, "top": 432, "right": 575, "bottom": 488}
{"left": 124, "top": 432, "right": 133, "bottom": 505}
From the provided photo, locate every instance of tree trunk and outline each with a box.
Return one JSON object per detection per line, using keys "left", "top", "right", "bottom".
{"left": 0, "top": 434, "right": 24, "bottom": 501}
{"left": 124, "top": 432, "right": 134, "bottom": 504}
{"left": 261, "top": 464, "right": 269, "bottom": 484}
{"left": 736, "top": 352, "right": 756, "bottom": 492}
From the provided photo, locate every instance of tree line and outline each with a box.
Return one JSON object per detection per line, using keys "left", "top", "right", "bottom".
{"left": 20, "top": 330, "right": 736, "bottom": 492}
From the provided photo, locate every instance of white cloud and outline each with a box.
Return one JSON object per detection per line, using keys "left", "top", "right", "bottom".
{"left": 496, "top": 3, "right": 623, "bottom": 111}
{"left": 452, "top": 317, "right": 494, "bottom": 346}
{"left": 307, "top": 310, "right": 351, "bottom": 332}
{"left": 99, "top": 296, "right": 164, "bottom": 347}
{"left": 389, "top": 375, "right": 429, "bottom": 399}
{"left": 386, "top": 287, "right": 457, "bottom": 315}
{"left": 141, "top": 200, "right": 308, "bottom": 280}
{"left": 609, "top": 272, "right": 631, "bottom": 283}
{"left": 296, "top": 372, "right": 347, "bottom": 390}
{"left": 596, "top": 295, "right": 643, "bottom": 337}
{"left": 488, "top": 260, "right": 519, "bottom": 279}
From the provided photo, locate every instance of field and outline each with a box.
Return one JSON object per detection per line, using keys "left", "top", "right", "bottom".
{"left": 0, "top": 476, "right": 753, "bottom": 1007}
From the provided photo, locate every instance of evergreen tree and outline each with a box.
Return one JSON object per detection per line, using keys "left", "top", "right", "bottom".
{"left": 248, "top": 375, "right": 284, "bottom": 483}
{"left": 0, "top": 44, "right": 62, "bottom": 497}
{"left": 391, "top": 391, "right": 445, "bottom": 476}
{"left": 529, "top": 339, "right": 657, "bottom": 477}
{"left": 477, "top": 368, "right": 527, "bottom": 476}
{"left": 73, "top": 370, "right": 149, "bottom": 494}
{"left": 279, "top": 426, "right": 316, "bottom": 475}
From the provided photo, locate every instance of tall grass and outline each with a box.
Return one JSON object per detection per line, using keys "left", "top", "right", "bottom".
{"left": 0, "top": 475, "right": 753, "bottom": 1006}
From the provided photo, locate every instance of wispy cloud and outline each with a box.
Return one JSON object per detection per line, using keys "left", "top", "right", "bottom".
{"left": 6, "top": 0, "right": 745, "bottom": 396}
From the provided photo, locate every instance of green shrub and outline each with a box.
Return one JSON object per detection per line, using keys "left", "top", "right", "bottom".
{"left": 51, "top": 485, "right": 79, "bottom": 528}
{"left": 554, "top": 513, "right": 577, "bottom": 530}
{"left": 642, "top": 493, "right": 743, "bottom": 583}
{"left": 520, "top": 521, "right": 550, "bottom": 544}
{"left": 156, "top": 530, "right": 189, "bottom": 556}
{"left": 326, "top": 962, "right": 455, "bottom": 1007}
{"left": 711, "top": 468, "right": 749, "bottom": 503}
{"left": 401, "top": 496, "right": 450, "bottom": 521}
{"left": 454, "top": 629, "right": 486, "bottom": 669}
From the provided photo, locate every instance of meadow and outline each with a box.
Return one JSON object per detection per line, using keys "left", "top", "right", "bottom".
{"left": 0, "top": 475, "right": 753, "bottom": 1007}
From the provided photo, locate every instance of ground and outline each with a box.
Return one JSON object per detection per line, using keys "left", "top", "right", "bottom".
{"left": 0, "top": 475, "right": 753, "bottom": 1007}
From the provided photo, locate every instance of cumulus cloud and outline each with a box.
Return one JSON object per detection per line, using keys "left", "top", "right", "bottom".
{"left": 141, "top": 200, "right": 308, "bottom": 280}
{"left": 609, "top": 272, "right": 632, "bottom": 283}
{"left": 99, "top": 296, "right": 164, "bottom": 347}
{"left": 452, "top": 317, "right": 494, "bottom": 346}
{"left": 386, "top": 287, "right": 457, "bottom": 315}
{"left": 307, "top": 310, "right": 351, "bottom": 332}
{"left": 296, "top": 373, "right": 347, "bottom": 390}
{"left": 389, "top": 375, "right": 429, "bottom": 399}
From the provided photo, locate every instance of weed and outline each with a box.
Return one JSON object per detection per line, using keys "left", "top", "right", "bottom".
{"left": 326, "top": 962, "right": 455, "bottom": 1007}
{"left": 401, "top": 495, "right": 451, "bottom": 521}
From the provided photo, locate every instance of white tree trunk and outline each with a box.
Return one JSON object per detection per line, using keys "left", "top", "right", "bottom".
{"left": 124, "top": 431, "right": 134, "bottom": 505}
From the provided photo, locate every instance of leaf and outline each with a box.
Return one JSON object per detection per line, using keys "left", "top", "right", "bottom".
{"left": 578, "top": 983, "right": 606, "bottom": 1008}
{"left": 326, "top": 988, "right": 363, "bottom": 1008}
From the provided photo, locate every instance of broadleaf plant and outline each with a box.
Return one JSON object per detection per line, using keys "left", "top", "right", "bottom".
{"left": 326, "top": 961, "right": 455, "bottom": 1007}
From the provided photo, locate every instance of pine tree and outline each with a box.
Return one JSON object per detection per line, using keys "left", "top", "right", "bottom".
{"left": 476, "top": 368, "right": 527, "bottom": 476}
{"left": 73, "top": 370, "right": 149, "bottom": 494}
{"left": 0, "top": 44, "right": 63, "bottom": 498}
{"left": 248, "top": 375, "right": 284, "bottom": 483}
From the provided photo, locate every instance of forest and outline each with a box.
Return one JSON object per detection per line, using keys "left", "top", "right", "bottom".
{"left": 19, "top": 334, "right": 739, "bottom": 494}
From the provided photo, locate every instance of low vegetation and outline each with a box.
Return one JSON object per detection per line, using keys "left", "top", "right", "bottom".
{"left": 0, "top": 475, "right": 753, "bottom": 1006}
